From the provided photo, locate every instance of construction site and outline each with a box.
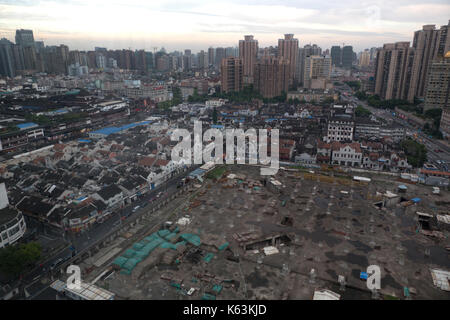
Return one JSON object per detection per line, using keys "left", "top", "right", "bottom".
{"left": 70, "top": 165, "right": 450, "bottom": 300}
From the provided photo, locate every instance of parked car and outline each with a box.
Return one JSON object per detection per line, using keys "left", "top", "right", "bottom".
{"left": 50, "top": 258, "right": 64, "bottom": 270}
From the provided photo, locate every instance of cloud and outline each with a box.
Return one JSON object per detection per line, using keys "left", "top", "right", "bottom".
{"left": 0, "top": 0, "right": 449, "bottom": 51}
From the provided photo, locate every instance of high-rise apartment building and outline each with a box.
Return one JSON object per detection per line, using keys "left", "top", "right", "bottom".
{"left": 297, "top": 44, "right": 322, "bottom": 86}
{"left": 0, "top": 38, "right": 15, "bottom": 78}
{"left": 198, "top": 50, "right": 208, "bottom": 69}
{"left": 277, "top": 34, "right": 299, "bottom": 84}
{"left": 15, "top": 29, "right": 35, "bottom": 47}
{"left": 221, "top": 57, "right": 243, "bottom": 93}
{"left": 215, "top": 47, "right": 225, "bottom": 68}
{"left": 331, "top": 46, "right": 342, "bottom": 67}
{"left": 342, "top": 46, "right": 354, "bottom": 69}
{"left": 359, "top": 50, "right": 371, "bottom": 67}
{"left": 183, "top": 50, "right": 192, "bottom": 71}
{"left": 424, "top": 53, "right": 450, "bottom": 111}
{"left": 254, "top": 56, "right": 290, "bottom": 98}
{"left": 208, "top": 47, "right": 215, "bottom": 67}
{"left": 96, "top": 54, "right": 106, "bottom": 69}
{"left": 407, "top": 23, "right": 450, "bottom": 101}
{"left": 303, "top": 55, "right": 332, "bottom": 89}
{"left": 239, "top": 35, "right": 258, "bottom": 84}
{"left": 374, "top": 42, "right": 415, "bottom": 101}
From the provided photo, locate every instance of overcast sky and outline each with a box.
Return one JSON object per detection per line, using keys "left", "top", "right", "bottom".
{"left": 0, "top": 0, "right": 449, "bottom": 52}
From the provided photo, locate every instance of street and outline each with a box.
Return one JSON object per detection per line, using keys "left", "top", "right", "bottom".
{"left": 338, "top": 83, "right": 450, "bottom": 172}
{"left": 22, "top": 164, "right": 199, "bottom": 299}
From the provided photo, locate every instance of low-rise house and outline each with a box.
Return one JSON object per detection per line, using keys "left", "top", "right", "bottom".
{"left": 92, "top": 185, "right": 124, "bottom": 209}
{"left": 119, "top": 176, "right": 148, "bottom": 203}
{"left": 331, "top": 142, "right": 362, "bottom": 167}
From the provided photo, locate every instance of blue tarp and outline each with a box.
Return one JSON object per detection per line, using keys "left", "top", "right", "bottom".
{"left": 189, "top": 168, "right": 205, "bottom": 177}
{"left": 411, "top": 198, "right": 421, "bottom": 203}
{"left": 90, "top": 121, "right": 152, "bottom": 136}
{"left": 17, "top": 122, "right": 38, "bottom": 129}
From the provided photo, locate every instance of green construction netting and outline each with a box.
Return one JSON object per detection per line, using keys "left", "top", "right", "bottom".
{"left": 165, "top": 232, "right": 178, "bottom": 240}
{"left": 122, "top": 257, "right": 140, "bottom": 271}
{"left": 218, "top": 242, "right": 229, "bottom": 251}
{"left": 112, "top": 256, "right": 128, "bottom": 268}
{"left": 204, "top": 253, "right": 214, "bottom": 263}
{"left": 157, "top": 229, "right": 171, "bottom": 238}
{"left": 133, "top": 243, "right": 145, "bottom": 250}
{"left": 212, "top": 285, "right": 223, "bottom": 294}
{"left": 202, "top": 293, "right": 216, "bottom": 300}
{"left": 115, "top": 229, "right": 201, "bottom": 275}
{"left": 123, "top": 248, "right": 137, "bottom": 259}
{"left": 180, "top": 233, "right": 201, "bottom": 246}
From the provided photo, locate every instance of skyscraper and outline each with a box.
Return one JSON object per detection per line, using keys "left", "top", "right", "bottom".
{"left": 215, "top": 47, "right": 225, "bottom": 68}
{"left": 424, "top": 52, "right": 450, "bottom": 111}
{"left": 239, "top": 35, "right": 258, "bottom": 84}
{"left": 342, "top": 46, "right": 354, "bottom": 69}
{"left": 208, "top": 47, "right": 215, "bottom": 67}
{"left": 183, "top": 49, "right": 192, "bottom": 71}
{"left": 436, "top": 20, "right": 450, "bottom": 57}
{"left": 0, "top": 38, "right": 15, "bottom": 78}
{"left": 359, "top": 50, "right": 371, "bottom": 67}
{"left": 407, "top": 23, "right": 450, "bottom": 101}
{"left": 331, "top": 46, "right": 342, "bottom": 67}
{"left": 15, "top": 29, "right": 35, "bottom": 47}
{"left": 374, "top": 42, "right": 415, "bottom": 101}
{"left": 221, "top": 57, "right": 243, "bottom": 93}
{"left": 254, "top": 56, "right": 289, "bottom": 98}
{"left": 303, "top": 55, "right": 332, "bottom": 89}
{"left": 277, "top": 34, "right": 299, "bottom": 85}
{"left": 198, "top": 50, "right": 208, "bottom": 70}
{"left": 297, "top": 44, "right": 322, "bottom": 86}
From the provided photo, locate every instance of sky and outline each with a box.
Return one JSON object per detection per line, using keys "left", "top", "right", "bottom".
{"left": 0, "top": 0, "right": 449, "bottom": 52}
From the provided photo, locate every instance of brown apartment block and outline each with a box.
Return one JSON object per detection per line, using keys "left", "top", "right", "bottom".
{"left": 254, "top": 56, "right": 290, "bottom": 98}
{"left": 374, "top": 21, "right": 450, "bottom": 103}
{"left": 408, "top": 22, "right": 450, "bottom": 101}
{"left": 424, "top": 52, "right": 450, "bottom": 111}
{"left": 374, "top": 42, "right": 415, "bottom": 101}
{"left": 278, "top": 34, "right": 299, "bottom": 85}
{"left": 220, "top": 57, "right": 243, "bottom": 93}
{"left": 239, "top": 35, "right": 258, "bottom": 84}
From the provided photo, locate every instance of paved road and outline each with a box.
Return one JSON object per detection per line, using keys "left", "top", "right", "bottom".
{"left": 339, "top": 84, "right": 450, "bottom": 172}
{"left": 21, "top": 165, "right": 199, "bottom": 298}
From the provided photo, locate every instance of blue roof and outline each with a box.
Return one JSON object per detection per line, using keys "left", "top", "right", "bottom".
{"left": 211, "top": 125, "right": 224, "bottom": 129}
{"left": 189, "top": 168, "right": 205, "bottom": 177}
{"left": 65, "top": 89, "right": 80, "bottom": 95}
{"left": 90, "top": 121, "right": 152, "bottom": 136}
{"left": 17, "top": 122, "right": 38, "bottom": 129}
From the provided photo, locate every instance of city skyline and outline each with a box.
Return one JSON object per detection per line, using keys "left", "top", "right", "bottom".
{"left": 0, "top": 0, "right": 449, "bottom": 52}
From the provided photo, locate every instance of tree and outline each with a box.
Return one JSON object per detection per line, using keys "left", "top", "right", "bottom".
{"left": 400, "top": 138, "right": 427, "bottom": 168}
{"left": 0, "top": 242, "right": 42, "bottom": 277}
{"left": 355, "top": 105, "right": 372, "bottom": 117}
